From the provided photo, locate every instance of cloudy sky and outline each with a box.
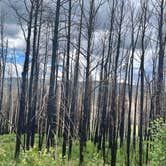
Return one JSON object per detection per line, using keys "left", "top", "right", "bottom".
{"left": 0, "top": 1, "right": 26, "bottom": 51}
{"left": 0, "top": 0, "right": 155, "bottom": 80}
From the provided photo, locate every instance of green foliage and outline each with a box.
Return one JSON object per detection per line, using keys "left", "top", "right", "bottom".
{"left": 0, "top": 129, "right": 165, "bottom": 166}
{"left": 0, "top": 135, "right": 104, "bottom": 166}
{"left": 149, "top": 118, "right": 166, "bottom": 166}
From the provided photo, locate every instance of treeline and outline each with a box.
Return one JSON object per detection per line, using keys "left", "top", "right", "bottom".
{"left": 0, "top": 0, "right": 166, "bottom": 165}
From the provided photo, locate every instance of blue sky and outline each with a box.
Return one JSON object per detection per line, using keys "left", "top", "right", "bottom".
{"left": 6, "top": 50, "right": 25, "bottom": 65}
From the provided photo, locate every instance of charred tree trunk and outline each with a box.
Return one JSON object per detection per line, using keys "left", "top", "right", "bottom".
{"left": 80, "top": 0, "right": 95, "bottom": 163}
{"left": 139, "top": 2, "right": 147, "bottom": 165}
{"left": 111, "top": 1, "right": 124, "bottom": 165}
{"left": 68, "top": 0, "right": 83, "bottom": 158}
{"left": 15, "top": 2, "right": 34, "bottom": 157}
{"left": 46, "top": 0, "right": 61, "bottom": 149}
{"left": 156, "top": 0, "right": 165, "bottom": 117}
{"left": 26, "top": 0, "right": 40, "bottom": 150}
{"left": 62, "top": 0, "right": 72, "bottom": 158}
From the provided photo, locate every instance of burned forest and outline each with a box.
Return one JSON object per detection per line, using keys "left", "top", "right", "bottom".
{"left": 0, "top": 0, "right": 166, "bottom": 165}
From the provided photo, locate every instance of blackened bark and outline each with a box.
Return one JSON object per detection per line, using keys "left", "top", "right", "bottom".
{"left": 62, "top": 0, "right": 72, "bottom": 158}
{"left": 15, "top": 2, "right": 34, "bottom": 157}
{"left": 139, "top": 3, "right": 147, "bottom": 165}
{"left": 111, "top": 1, "right": 124, "bottom": 165}
{"left": 46, "top": 0, "right": 61, "bottom": 149}
{"left": 69, "top": 0, "right": 83, "bottom": 158}
{"left": 30, "top": 0, "right": 43, "bottom": 147}
{"left": 156, "top": 0, "right": 165, "bottom": 117}
{"left": 80, "top": 0, "right": 94, "bottom": 163}
{"left": 26, "top": 0, "right": 40, "bottom": 150}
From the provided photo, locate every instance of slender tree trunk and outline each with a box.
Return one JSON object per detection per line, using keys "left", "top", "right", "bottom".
{"left": 62, "top": 0, "right": 72, "bottom": 158}
{"left": 26, "top": 0, "right": 40, "bottom": 150}
{"left": 80, "top": 0, "right": 95, "bottom": 163}
{"left": 15, "top": 2, "right": 34, "bottom": 157}
{"left": 69, "top": 0, "right": 83, "bottom": 158}
{"left": 156, "top": 0, "right": 165, "bottom": 117}
{"left": 139, "top": 3, "right": 147, "bottom": 165}
{"left": 111, "top": 1, "right": 124, "bottom": 165}
{"left": 46, "top": 0, "right": 61, "bottom": 150}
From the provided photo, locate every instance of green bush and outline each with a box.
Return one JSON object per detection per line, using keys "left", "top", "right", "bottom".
{"left": 149, "top": 118, "right": 166, "bottom": 166}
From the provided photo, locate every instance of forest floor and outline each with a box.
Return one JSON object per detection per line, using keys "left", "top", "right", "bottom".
{"left": 0, "top": 134, "right": 161, "bottom": 166}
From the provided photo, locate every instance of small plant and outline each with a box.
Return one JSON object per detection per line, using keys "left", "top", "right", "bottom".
{"left": 149, "top": 118, "right": 166, "bottom": 166}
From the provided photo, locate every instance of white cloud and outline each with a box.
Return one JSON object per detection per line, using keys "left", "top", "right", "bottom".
{"left": 7, "top": 30, "right": 26, "bottom": 51}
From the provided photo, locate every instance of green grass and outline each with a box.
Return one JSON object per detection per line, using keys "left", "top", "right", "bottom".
{"left": 0, "top": 134, "right": 104, "bottom": 166}
{"left": 0, "top": 132, "right": 165, "bottom": 166}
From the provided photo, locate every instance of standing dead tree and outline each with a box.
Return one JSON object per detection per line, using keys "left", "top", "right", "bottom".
{"left": 14, "top": 0, "right": 35, "bottom": 157}
{"left": 46, "top": 0, "right": 61, "bottom": 150}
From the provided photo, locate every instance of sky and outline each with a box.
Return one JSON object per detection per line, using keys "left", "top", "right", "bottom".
{"left": 0, "top": 0, "right": 155, "bottom": 80}
{"left": 0, "top": 1, "right": 26, "bottom": 51}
